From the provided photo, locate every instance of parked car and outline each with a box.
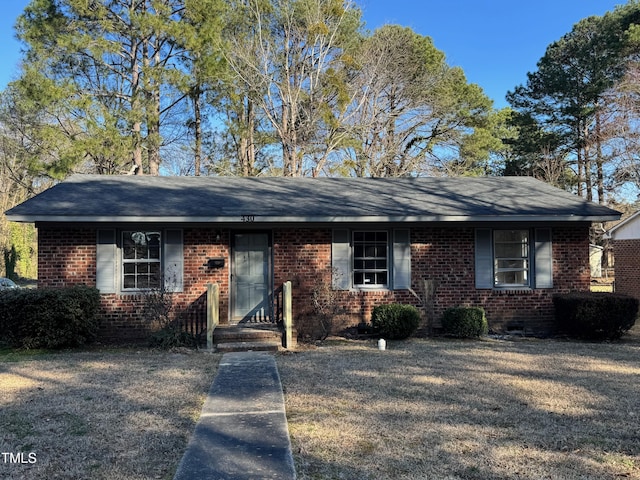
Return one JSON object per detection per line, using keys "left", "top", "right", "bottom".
{"left": 0, "top": 277, "right": 19, "bottom": 290}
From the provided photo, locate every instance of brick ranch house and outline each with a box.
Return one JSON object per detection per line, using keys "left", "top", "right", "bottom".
{"left": 606, "top": 210, "right": 640, "bottom": 301}
{"left": 6, "top": 174, "right": 620, "bottom": 342}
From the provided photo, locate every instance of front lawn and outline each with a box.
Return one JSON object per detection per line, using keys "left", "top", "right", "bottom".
{"left": 0, "top": 349, "right": 220, "bottom": 479}
{"left": 278, "top": 328, "right": 640, "bottom": 479}
{"left": 2, "top": 327, "right": 638, "bottom": 480}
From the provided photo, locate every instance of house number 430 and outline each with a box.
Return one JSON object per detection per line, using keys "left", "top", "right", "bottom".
{"left": 241, "top": 215, "right": 255, "bottom": 223}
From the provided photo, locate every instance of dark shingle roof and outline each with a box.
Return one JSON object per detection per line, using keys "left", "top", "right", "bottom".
{"left": 5, "top": 174, "right": 621, "bottom": 223}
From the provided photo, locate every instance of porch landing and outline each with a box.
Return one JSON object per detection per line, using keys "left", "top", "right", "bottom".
{"left": 173, "top": 351, "right": 296, "bottom": 479}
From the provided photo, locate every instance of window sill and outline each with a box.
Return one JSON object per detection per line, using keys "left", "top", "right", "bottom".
{"left": 491, "top": 287, "right": 535, "bottom": 295}
{"left": 351, "top": 286, "right": 391, "bottom": 292}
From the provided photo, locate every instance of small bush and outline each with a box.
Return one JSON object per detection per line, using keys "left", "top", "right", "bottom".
{"left": 148, "top": 323, "right": 197, "bottom": 349}
{"left": 298, "top": 271, "right": 345, "bottom": 343}
{"left": 554, "top": 292, "right": 638, "bottom": 340}
{"left": 442, "top": 307, "right": 488, "bottom": 338}
{"left": 371, "top": 304, "right": 421, "bottom": 340}
{"left": 0, "top": 285, "right": 100, "bottom": 349}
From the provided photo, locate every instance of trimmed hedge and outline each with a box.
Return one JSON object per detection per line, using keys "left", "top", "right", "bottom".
{"left": 371, "top": 304, "right": 421, "bottom": 340}
{"left": 0, "top": 285, "right": 100, "bottom": 349}
{"left": 442, "top": 307, "right": 488, "bottom": 338}
{"left": 553, "top": 292, "right": 638, "bottom": 340}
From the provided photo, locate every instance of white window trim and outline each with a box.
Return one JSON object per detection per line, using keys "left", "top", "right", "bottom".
{"left": 352, "top": 230, "right": 390, "bottom": 289}
{"left": 121, "top": 230, "right": 163, "bottom": 291}
{"left": 493, "top": 229, "right": 531, "bottom": 288}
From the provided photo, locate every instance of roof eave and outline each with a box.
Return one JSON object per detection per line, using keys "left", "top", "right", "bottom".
{"left": 7, "top": 214, "right": 622, "bottom": 224}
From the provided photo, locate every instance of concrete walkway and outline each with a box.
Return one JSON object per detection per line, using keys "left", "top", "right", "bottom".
{"left": 173, "top": 351, "right": 296, "bottom": 480}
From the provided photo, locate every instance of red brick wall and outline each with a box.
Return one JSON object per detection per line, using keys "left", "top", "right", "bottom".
{"left": 38, "top": 227, "right": 231, "bottom": 342}
{"left": 37, "top": 224, "right": 591, "bottom": 341}
{"left": 38, "top": 228, "right": 96, "bottom": 287}
{"left": 273, "top": 226, "right": 591, "bottom": 335}
{"left": 613, "top": 239, "right": 640, "bottom": 300}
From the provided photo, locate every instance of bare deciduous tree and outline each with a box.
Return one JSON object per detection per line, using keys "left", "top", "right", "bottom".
{"left": 222, "top": 0, "right": 363, "bottom": 176}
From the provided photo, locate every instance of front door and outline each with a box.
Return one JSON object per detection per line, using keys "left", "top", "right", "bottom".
{"left": 231, "top": 232, "right": 271, "bottom": 323}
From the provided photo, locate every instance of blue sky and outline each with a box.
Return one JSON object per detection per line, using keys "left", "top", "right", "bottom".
{"left": 0, "top": 0, "right": 627, "bottom": 108}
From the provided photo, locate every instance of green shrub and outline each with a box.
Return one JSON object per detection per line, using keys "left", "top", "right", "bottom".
{"left": 0, "top": 285, "right": 100, "bottom": 349}
{"left": 371, "top": 304, "right": 421, "bottom": 340}
{"left": 442, "top": 307, "right": 488, "bottom": 338}
{"left": 553, "top": 292, "right": 638, "bottom": 340}
{"left": 148, "top": 323, "right": 197, "bottom": 349}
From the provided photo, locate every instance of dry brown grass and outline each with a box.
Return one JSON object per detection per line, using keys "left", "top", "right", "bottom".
{"left": 278, "top": 325, "right": 640, "bottom": 480}
{"left": 0, "top": 348, "right": 220, "bottom": 480}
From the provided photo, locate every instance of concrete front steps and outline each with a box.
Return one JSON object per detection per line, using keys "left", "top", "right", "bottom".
{"left": 213, "top": 325, "right": 283, "bottom": 352}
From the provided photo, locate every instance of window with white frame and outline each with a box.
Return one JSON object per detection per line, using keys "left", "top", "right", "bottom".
{"left": 493, "top": 229, "right": 530, "bottom": 287}
{"left": 122, "top": 231, "right": 162, "bottom": 290}
{"left": 353, "top": 231, "right": 389, "bottom": 287}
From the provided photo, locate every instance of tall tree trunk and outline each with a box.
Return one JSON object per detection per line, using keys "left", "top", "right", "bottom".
{"left": 147, "top": 37, "right": 162, "bottom": 176}
{"left": 131, "top": 37, "right": 143, "bottom": 175}
{"left": 595, "top": 110, "right": 604, "bottom": 204}
{"left": 576, "top": 146, "right": 584, "bottom": 198}
{"left": 583, "top": 121, "right": 592, "bottom": 202}
{"left": 281, "top": 104, "right": 295, "bottom": 176}
{"left": 238, "top": 98, "right": 255, "bottom": 176}
{"left": 193, "top": 88, "right": 202, "bottom": 176}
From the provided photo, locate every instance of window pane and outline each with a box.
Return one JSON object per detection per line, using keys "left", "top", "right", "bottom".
{"left": 136, "top": 244, "right": 148, "bottom": 259}
{"left": 123, "top": 275, "right": 136, "bottom": 289}
{"left": 122, "top": 234, "right": 136, "bottom": 259}
{"left": 496, "top": 243, "right": 528, "bottom": 258}
{"left": 496, "top": 270, "right": 528, "bottom": 285}
{"left": 497, "top": 259, "right": 528, "bottom": 270}
{"left": 138, "top": 276, "right": 150, "bottom": 289}
{"left": 149, "top": 263, "right": 161, "bottom": 288}
{"left": 148, "top": 234, "right": 161, "bottom": 259}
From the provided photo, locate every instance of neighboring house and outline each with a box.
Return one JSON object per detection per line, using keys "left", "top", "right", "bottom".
{"left": 6, "top": 174, "right": 620, "bottom": 341}
{"left": 605, "top": 211, "right": 640, "bottom": 300}
{"left": 589, "top": 244, "right": 604, "bottom": 278}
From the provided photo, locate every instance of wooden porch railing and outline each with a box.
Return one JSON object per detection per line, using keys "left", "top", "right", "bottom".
{"left": 272, "top": 281, "right": 294, "bottom": 349}
{"left": 206, "top": 283, "right": 219, "bottom": 350}
{"left": 282, "top": 281, "right": 293, "bottom": 349}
